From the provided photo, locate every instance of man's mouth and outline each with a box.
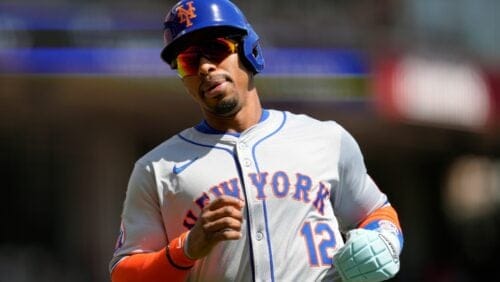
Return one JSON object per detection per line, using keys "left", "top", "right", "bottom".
{"left": 200, "top": 74, "right": 232, "bottom": 97}
{"left": 203, "top": 80, "right": 223, "bottom": 93}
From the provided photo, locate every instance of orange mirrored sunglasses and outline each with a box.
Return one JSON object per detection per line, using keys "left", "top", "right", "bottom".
{"left": 173, "top": 37, "right": 238, "bottom": 78}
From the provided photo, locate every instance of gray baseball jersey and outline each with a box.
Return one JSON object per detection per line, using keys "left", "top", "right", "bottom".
{"left": 110, "top": 109, "right": 387, "bottom": 281}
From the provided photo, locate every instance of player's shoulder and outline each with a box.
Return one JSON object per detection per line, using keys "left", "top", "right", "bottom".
{"left": 278, "top": 109, "right": 343, "bottom": 131}
{"left": 274, "top": 109, "right": 358, "bottom": 145}
{"left": 135, "top": 128, "right": 194, "bottom": 166}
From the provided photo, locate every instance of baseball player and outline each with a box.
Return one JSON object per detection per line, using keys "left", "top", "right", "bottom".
{"left": 109, "top": 0, "right": 404, "bottom": 281}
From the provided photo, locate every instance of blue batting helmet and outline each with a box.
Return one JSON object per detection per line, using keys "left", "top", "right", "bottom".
{"left": 161, "top": 0, "right": 265, "bottom": 74}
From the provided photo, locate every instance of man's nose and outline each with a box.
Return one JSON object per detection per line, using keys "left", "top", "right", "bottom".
{"left": 198, "top": 56, "right": 217, "bottom": 76}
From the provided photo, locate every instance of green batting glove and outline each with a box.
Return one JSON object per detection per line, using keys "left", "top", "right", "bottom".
{"left": 333, "top": 229, "right": 400, "bottom": 282}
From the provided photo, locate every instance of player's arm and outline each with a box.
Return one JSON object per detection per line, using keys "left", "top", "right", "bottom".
{"left": 110, "top": 163, "right": 194, "bottom": 282}
{"left": 357, "top": 203, "right": 403, "bottom": 256}
{"left": 110, "top": 161, "right": 245, "bottom": 282}
{"left": 111, "top": 231, "right": 195, "bottom": 282}
{"left": 112, "top": 196, "right": 245, "bottom": 282}
{"left": 331, "top": 126, "right": 403, "bottom": 282}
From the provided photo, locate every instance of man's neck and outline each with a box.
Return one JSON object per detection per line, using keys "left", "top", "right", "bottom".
{"left": 204, "top": 97, "right": 263, "bottom": 133}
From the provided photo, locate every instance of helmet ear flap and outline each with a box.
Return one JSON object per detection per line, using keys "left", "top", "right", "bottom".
{"left": 240, "top": 24, "right": 265, "bottom": 74}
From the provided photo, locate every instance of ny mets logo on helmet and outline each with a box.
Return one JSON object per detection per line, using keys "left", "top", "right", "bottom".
{"left": 176, "top": 1, "right": 197, "bottom": 27}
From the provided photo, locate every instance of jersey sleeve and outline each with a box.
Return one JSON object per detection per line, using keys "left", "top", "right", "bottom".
{"left": 331, "top": 126, "right": 388, "bottom": 232}
{"left": 111, "top": 231, "right": 196, "bottom": 282}
{"left": 109, "top": 161, "right": 197, "bottom": 281}
{"left": 109, "top": 161, "right": 167, "bottom": 272}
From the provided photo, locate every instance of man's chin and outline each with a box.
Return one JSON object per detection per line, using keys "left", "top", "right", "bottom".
{"left": 213, "top": 100, "right": 239, "bottom": 117}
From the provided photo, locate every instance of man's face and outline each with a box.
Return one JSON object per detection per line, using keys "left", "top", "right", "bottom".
{"left": 175, "top": 37, "right": 253, "bottom": 118}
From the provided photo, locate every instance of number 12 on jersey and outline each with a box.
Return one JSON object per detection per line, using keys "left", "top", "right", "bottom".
{"left": 300, "top": 221, "right": 338, "bottom": 266}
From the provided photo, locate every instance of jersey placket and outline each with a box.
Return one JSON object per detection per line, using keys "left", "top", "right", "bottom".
{"left": 234, "top": 136, "right": 274, "bottom": 281}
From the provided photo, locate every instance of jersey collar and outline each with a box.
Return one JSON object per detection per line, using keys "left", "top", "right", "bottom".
{"left": 194, "top": 109, "right": 270, "bottom": 136}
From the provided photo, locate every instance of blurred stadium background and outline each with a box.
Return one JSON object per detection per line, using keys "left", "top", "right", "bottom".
{"left": 1, "top": 0, "right": 499, "bottom": 281}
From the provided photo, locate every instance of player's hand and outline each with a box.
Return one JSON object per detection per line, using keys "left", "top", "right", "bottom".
{"left": 333, "top": 229, "right": 400, "bottom": 282}
{"left": 185, "top": 196, "right": 245, "bottom": 259}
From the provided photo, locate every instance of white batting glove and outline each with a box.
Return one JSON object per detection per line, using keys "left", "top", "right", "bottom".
{"left": 333, "top": 229, "right": 400, "bottom": 282}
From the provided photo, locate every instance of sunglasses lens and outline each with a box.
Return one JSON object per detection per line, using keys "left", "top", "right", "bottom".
{"left": 176, "top": 50, "right": 199, "bottom": 78}
{"left": 204, "top": 38, "right": 237, "bottom": 62}
{"left": 175, "top": 38, "right": 237, "bottom": 78}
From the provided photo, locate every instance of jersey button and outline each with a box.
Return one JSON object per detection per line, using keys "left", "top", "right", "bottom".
{"left": 256, "top": 232, "right": 264, "bottom": 241}
{"left": 243, "top": 158, "right": 252, "bottom": 167}
{"left": 238, "top": 142, "right": 247, "bottom": 150}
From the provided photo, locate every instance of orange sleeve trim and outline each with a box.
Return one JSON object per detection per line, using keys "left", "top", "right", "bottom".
{"left": 167, "top": 231, "right": 197, "bottom": 268}
{"left": 111, "top": 232, "right": 196, "bottom": 282}
{"left": 358, "top": 205, "right": 401, "bottom": 231}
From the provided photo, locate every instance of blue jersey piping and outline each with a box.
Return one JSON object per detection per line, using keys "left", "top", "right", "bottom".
{"left": 251, "top": 111, "right": 287, "bottom": 282}
{"left": 176, "top": 133, "right": 256, "bottom": 281}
